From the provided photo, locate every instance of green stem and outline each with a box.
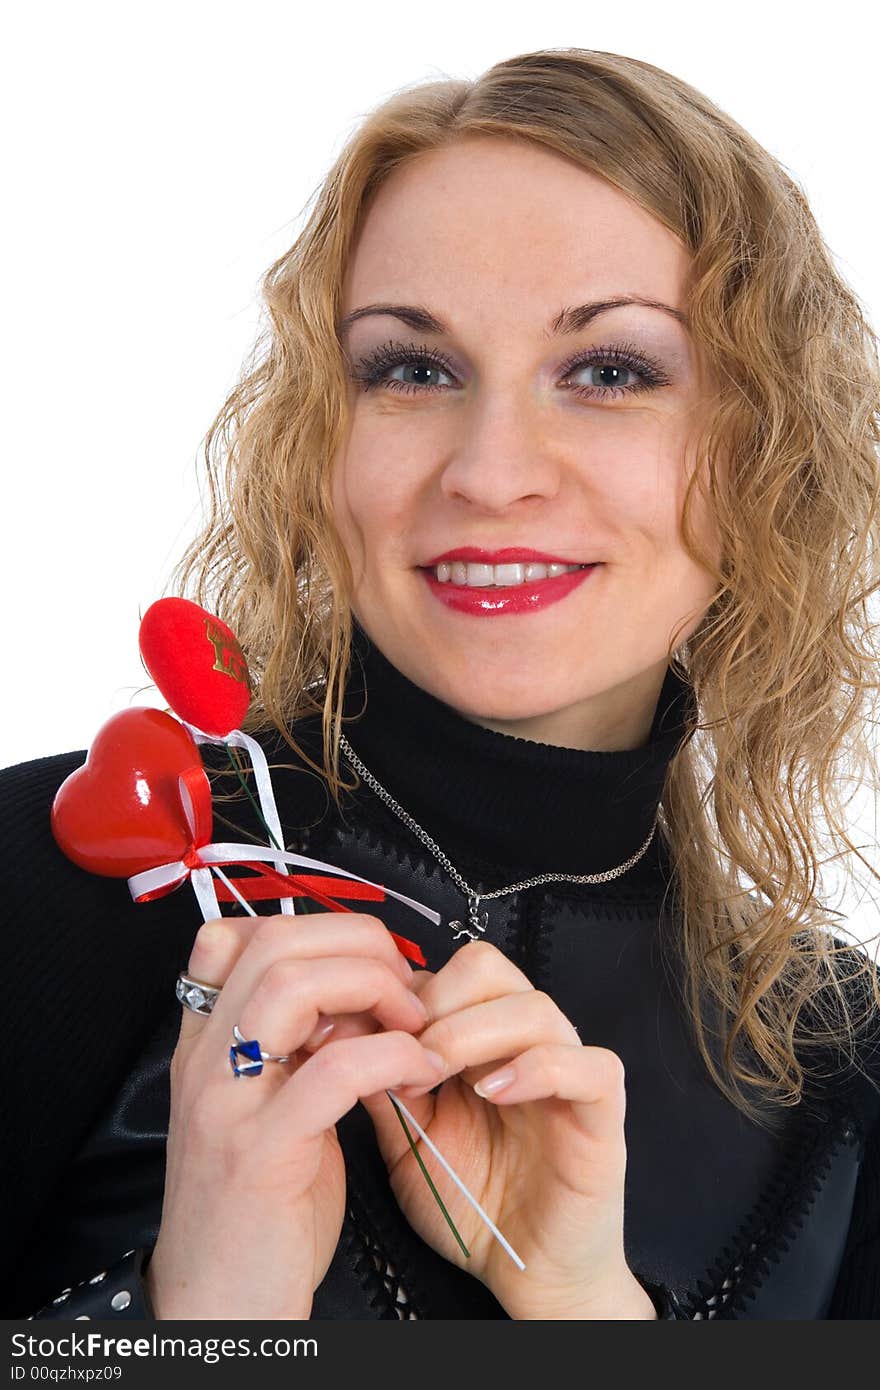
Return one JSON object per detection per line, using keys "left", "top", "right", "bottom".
{"left": 388, "top": 1094, "right": 470, "bottom": 1260}
{"left": 223, "top": 748, "right": 325, "bottom": 915}
{"left": 225, "top": 747, "right": 282, "bottom": 851}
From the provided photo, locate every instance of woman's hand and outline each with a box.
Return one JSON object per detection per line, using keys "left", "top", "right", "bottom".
{"left": 144, "top": 913, "right": 445, "bottom": 1320}
{"left": 360, "top": 940, "right": 656, "bottom": 1320}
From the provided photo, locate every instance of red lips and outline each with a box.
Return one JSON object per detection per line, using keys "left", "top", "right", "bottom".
{"left": 423, "top": 547, "right": 592, "bottom": 566}
{"left": 420, "top": 562, "right": 599, "bottom": 616}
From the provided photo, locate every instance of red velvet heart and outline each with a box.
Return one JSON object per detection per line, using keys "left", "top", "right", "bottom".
{"left": 139, "top": 597, "right": 251, "bottom": 737}
{"left": 51, "top": 708, "right": 212, "bottom": 877}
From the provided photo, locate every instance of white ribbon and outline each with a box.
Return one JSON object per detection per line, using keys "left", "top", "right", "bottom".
{"left": 182, "top": 722, "right": 297, "bottom": 915}
{"left": 132, "top": 754, "right": 524, "bottom": 1271}
{"left": 128, "top": 839, "right": 442, "bottom": 927}
{"left": 146, "top": 838, "right": 523, "bottom": 1269}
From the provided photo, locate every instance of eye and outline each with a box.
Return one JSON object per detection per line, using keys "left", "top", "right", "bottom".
{"left": 557, "top": 340, "right": 671, "bottom": 401}
{"left": 348, "top": 336, "right": 671, "bottom": 401}
{"left": 349, "top": 340, "right": 457, "bottom": 395}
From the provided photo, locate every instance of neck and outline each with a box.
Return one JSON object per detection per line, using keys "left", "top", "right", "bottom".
{"left": 328, "top": 618, "right": 698, "bottom": 894}
{"left": 458, "top": 658, "right": 671, "bottom": 753}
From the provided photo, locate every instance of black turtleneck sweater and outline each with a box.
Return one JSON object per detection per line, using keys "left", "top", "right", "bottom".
{"left": 311, "top": 616, "right": 695, "bottom": 895}
{"left": 278, "top": 620, "right": 879, "bottom": 1319}
{"left": 1, "top": 618, "right": 878, "bottom": 1317}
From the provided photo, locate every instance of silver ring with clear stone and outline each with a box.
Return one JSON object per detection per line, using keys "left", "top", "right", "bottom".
{"left": 176, "top": 972, "right": 221, "bottom": 1016}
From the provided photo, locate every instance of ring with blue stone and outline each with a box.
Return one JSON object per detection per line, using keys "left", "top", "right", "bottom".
{"left": 229, "top": 1024, "right": 291, "bottom": 1077}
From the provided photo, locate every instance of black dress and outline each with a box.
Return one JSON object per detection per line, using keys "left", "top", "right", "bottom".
{"left": 3, "top": 620, "right": 878, "bottom": 1318}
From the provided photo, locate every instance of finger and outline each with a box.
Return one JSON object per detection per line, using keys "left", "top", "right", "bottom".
{"left": 220, "top": 912, "right": 415, "bottom": 1002}
{"left": 408, "top": 968, "right": 435, "bottom": 997}
{"left": 299, "top": 970, "right": 438, "bottom": 1052}
{"left": 404, "top": 990, "right": 580, "bottom": 1087}
{"left": 233, "top": 956, "right": 429, "bottom": 1061}
{"left": 417, "top": 940, "right": 533, "bottom": 1024}
{"left": 178, "top": 917, "right": 249, "bottom": 1044}
{"left": 261, "top": 1031, "right": 448, "bottom": 1143}
{"left": 179, "top": 912, "right": 414, "bottom": 1047}
{"left": 300, "top": 1010, "right": 383, "bottom": 1051}
{"left": 359, "top": 1073, "right": 443, "bottom": 1168}
{"left": 471, "top": 1043, "right": 627, "bottom": 1142}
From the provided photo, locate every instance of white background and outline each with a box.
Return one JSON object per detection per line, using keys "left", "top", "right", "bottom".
{"left": 3, "top": 1, "right": 879, "bottom": 941}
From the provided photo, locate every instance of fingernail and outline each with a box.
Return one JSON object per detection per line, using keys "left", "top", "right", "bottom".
{"left": 195, "top": 921, "right": 224, "bottom": 949}
{"left": 393, "top": 1080, "right": 442, "bottom": 1098}
{"left": 409, "top": 992, "right": 429, "bottom": 1021}
{"left": 423, "top": 1048, "right": 447, "bottom": 1074}
{"left": 474, "top": 1067, "right": 515, "bottom": 1097}
{"left": 304, "top": 1019, "right": 336, "bottom": 1049}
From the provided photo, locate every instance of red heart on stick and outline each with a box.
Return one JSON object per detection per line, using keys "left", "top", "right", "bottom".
{"left": 51, "top": 708, "right": 212, "bottom": 877}
{"left": 139, "top": 597, "right": 251, "bottom": 737}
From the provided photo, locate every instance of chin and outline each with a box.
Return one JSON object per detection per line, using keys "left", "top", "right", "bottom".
{"left": 422, "top": 663, "right": 582, "bottom": 723}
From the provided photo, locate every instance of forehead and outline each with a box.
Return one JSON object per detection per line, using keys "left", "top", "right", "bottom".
{"left": 342, "top": 137, "right": 691, "bottom": 321}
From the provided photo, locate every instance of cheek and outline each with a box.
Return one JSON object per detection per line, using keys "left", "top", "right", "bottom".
{"left": 329, "top": 446, "right": 368, "bottom": 581}
{"left": 616, "top": 450, "right": 720, "bottom": 606}
{"left": 330, "top": 422, "right": 384, "bottom": 526}
{"left": 330, "top": 433, "right": 417, "bottom": 567}
{"left": 659, "top": 518, "right": 722, "bottom": 650}
{"left": 679, "top": 461, "right": 724, "bottom": 576}
{"left": 649, "top": 437, "right": 722, "bottom": 568}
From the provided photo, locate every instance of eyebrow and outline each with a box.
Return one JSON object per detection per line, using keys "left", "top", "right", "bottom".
{"left": 337, "top": 295, "right": 689, "bottom": 339}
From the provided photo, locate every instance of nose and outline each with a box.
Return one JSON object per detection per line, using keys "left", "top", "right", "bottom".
{"left": 438, "top": 392, "right": 562, "bottom": 512}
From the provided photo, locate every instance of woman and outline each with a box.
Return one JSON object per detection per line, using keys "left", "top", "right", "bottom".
{"left": 4, "top": 47, "right": 880, "bottom": 1321}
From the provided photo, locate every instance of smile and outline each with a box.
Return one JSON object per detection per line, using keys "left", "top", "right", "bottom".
{"left": 419, "top": 563, "right": 601, "bottom": 617}
{"left": 429, "top": 560, "right": 587, "bottom": 586}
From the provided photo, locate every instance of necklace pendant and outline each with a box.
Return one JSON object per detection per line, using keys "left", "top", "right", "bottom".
{"left": 448, "top": 919, "right": 481, "bottom": 942}
{"left": 448, "top": 898, "right": 489, "bottom": 942}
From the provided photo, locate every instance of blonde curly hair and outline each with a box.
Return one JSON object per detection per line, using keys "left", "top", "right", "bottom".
{"left": 171, "top": 47, "right": 880, "bottom": 1130}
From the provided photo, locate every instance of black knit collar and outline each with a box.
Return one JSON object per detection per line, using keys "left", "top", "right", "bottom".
{"left": 335, "top": 617, "right": 697, "bottom": 893}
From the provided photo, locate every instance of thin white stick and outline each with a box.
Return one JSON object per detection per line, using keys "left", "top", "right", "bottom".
{"left": 387, "top": 1091, "right": 526, "bottom": 1271}
{"left": 209, "top": 862, "right": 524, "bottom": 1271}
{"left": 211, "top": 864, "right": 258, "bottom": 917}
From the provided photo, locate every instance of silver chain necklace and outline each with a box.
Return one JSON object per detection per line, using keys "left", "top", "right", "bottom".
{"left": 338, "top": 732, "right": 660, "bottom": 942}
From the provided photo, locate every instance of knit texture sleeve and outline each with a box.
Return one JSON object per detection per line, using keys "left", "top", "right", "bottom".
{"left": 0, "top": 749, "right": 204, "bottom": 1316}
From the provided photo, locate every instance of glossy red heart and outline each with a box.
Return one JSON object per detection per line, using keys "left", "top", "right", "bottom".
{"left": 51, "top": 707, "right": 212, "bottom": 877}
{"left": 139, "top": 597, "right": 251, "bottom": 737}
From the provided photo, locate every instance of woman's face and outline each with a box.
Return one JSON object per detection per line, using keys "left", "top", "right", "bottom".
{"left": 331, "top": 136, "right": 720, "bottom": 750}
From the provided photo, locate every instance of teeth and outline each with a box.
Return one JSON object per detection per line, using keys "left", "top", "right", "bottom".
{"left": 431, "top": 561, "right": 585, "bottom": 586}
